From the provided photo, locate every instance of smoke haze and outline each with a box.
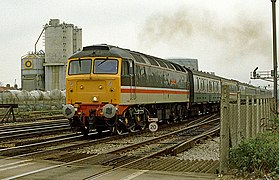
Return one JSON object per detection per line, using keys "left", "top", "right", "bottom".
{"left": 138, "top": 6, "right": 271, "bottom": 70}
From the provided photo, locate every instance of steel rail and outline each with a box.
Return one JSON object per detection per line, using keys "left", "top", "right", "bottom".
{"left": 84, "top": 117, "right": 220, "bottom": 179}
{"left": 0, "top": 120, "right": 70, "bottom": 140}
{"left": 1, "top": 114, "right": 219, "bottom": 179}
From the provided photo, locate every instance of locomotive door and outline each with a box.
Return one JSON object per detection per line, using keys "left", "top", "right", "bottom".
{"left": 121, "top": 59, "right": 136, "bottom": 100}
{"left": 129, "top": 60, "right": 136, "bottom": 100}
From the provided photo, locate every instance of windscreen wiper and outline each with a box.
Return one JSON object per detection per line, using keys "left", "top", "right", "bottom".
{"left": 78, "top": 59, "right": 82, "bottom": 70}
{"left": 97, "top": 59, "right": 108, "bottom": 67}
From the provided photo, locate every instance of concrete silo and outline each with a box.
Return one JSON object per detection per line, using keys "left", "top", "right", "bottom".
{"left": 44, "top": 19, "right": 82, "bottom": 90}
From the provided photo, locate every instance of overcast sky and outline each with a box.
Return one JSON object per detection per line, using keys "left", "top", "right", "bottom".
{"left": 0, "top": 0, "right": 275, "bottom": 88}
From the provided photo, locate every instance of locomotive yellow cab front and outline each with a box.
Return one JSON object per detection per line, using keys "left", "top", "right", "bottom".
{"left": 63, "top": 54, "right": 124, "bottom": 135}
{"left": 66, "top": 57, "right": 121, "bottom": 107}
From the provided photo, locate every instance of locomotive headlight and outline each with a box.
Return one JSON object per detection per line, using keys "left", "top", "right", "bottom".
{"left": 99, "top": 85, "right": 103, "bottom": 89}
{"left": 93, "top": 96, "right": 98, "bottom": 102}
{"left": 80, "top": 85, "right": 84, "bottom": 89}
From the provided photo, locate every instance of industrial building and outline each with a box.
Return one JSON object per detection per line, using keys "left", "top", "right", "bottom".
{"left": 21, "top": 19, "right": 82, "bottom": 91}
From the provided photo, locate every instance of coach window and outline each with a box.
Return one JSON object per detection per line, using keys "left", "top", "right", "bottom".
{"left": 209, "top": 81, "right": 212, "bottom": 92}
{"left": 196, "top": 77, "right": 199, "bottom": 90}
{"left": 217, "top": 82, "right": 220, "bottom": 92}
{"left": 213, "top": 82, "right": 218, "bottom": 92}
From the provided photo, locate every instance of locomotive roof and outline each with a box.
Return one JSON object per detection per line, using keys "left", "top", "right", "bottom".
{"left": 69, "top": 44, "right": 270, "bottom": 93}
{"left": 70, "top": 44, "right": 237, "bottom": 81}
{"left": 70, "top": 44, "right": 131, "bottom": 59}
{"left": 70, "top": 44, "right": 189, "bottom": 72}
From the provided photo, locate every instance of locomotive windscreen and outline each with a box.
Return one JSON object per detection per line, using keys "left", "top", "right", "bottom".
{"left": 93, "top": 59, "right": 118, "bottom": 74}
{"left": 68, "top": 59, "right": 92, "bottom": 75}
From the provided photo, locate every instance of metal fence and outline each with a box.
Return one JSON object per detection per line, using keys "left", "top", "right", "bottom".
{"left": 219, "top": 85, "right": 274, "bottom": 173}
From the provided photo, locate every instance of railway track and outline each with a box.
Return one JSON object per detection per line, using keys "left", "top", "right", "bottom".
{"left": 83, "top": 115, "right": 220, "bottom": 179}
{"left": 0, "top": 119, "right": 71, "bottom": 141}
{"left": 0, "top": 109, "right": 64, "bottom": 123}
{"left": 0, "top": 114, "right": 217, "bottom": 156}
{"left": 0, "top": 133, "right": 85, "bottom": 157}
{"left": 0, "top": 114, "right": 220, "bottom": 179}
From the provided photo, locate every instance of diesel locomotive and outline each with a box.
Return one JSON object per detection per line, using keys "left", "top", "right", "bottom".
{"left": 62, "top": 44, "right": 271, "bottom": 135}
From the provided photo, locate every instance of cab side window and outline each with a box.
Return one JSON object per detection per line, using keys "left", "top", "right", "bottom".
{"left": 121, "top": 61, "right": 129, "bottom": 76}
{"left": 121, "top": 60, "right": 132, "bottom": 86}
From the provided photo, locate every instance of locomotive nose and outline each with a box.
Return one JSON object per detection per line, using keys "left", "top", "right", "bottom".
{"left": 62, "top": 104, "right": 75, "bottom": 118}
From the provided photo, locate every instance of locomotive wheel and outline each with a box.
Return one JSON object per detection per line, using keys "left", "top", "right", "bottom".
{"left": 129, "top": 115, "right": 139, "bottom": 132}
{"left": 82, "top": 127, "right": 89, "bottom": 136}
{"left": 173, "top": 117, "right": 180, "bottom": 123}
{"left": 97, "top": 129, "right": 103, "bottom": 135}
{"left": 181, "top": 106, "right": 188, "bottom": 120}
{"left": 124, "top": 110, "right": 137, "bottom": 133}
{"left": 138, "top": 107, "right": 149, "bottom": 130}
{"left": 82, "top": 116, "right": 89, "bottom": 136}
{"left": 129, "top": 123, "right": 137, "bottom": 132}
{"left": 174, "top": 106, "right": 182, "bottom": 123}
{"left": 115, "top": 122, "right": 125, "bottom": 135}
{"left": 166, "top": 118, "right": 173, "bottom": 124}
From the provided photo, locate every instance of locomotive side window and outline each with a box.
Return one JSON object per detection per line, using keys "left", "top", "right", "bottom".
{"left": 146, "top": 56, "right": 159, "bottom": 66}
{"left": 154, "top": 58, "right": 167, "bottom": 68}
{"left": 121, "top": 61, "right": 129, "bottom": 75}
{"left": 68, "top": 59, "right": 92, "bottom": 75}
{"left": 217, "top": 82, "right": 220, "bottom": 92}
{"left": 131, "top": 53, "right": 146, "bottom": 63}
{"left": 94, "top": 59, "right": 118, "bottom": 74}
